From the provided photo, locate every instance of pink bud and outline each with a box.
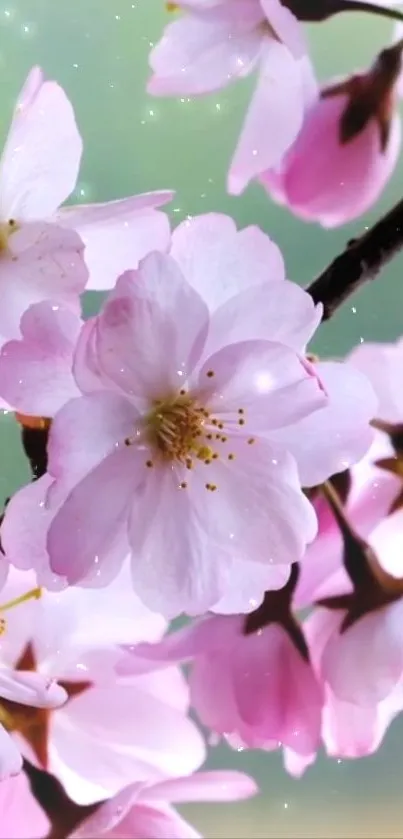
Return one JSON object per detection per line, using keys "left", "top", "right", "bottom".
{"left": 260, "top": 43, "right": 403, "bottom": 227}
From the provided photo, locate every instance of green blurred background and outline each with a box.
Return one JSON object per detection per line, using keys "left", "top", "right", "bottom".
{"left": 1, "top": 1, "right": 403, "bottom": 835}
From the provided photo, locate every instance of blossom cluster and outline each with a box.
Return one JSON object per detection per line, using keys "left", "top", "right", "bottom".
{"left": 1, "top": 0, "right": 403, "bottom": 835}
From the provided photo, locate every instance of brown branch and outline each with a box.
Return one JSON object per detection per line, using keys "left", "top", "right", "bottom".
{"left": 306, "top": 196, "right": 403, "bottom": 320}
{"left": 24, "top": 762, "right": 97, "bottom": 839}
{"left": 287, "top": 0, "right": 403, "bottom": 24}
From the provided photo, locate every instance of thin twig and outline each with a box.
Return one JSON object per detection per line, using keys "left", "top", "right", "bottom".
{"left": 289, "top": 0, "right": 403, "bottom": 23}
{"left": 306, "top": 196, "right": 403, "bottom": 320}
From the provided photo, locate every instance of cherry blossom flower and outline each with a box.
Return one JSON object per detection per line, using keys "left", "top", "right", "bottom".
{"left": 0, "top": 566, "right": 205, "bottom": 804}
{"left": 71, "top": 770, "right": 258, "bottom": 839}
{"left": 1, "top": 66, "right": 172, "bottom": 293}
{"left": 282, "top": 607, "right": 403, "bottom": 778}
{"left": 287, "top": 337, "right": 403, "bottom": 708}
{"left": 1, "top": 214, "right": 376, "bottom": 617}
{"left": 119, "top": 607, "right": 324, "bottom": 760}
{"left": 0, "top": 772, "right": 50, "bottom": 838}
{"left": 148, "top": 1, "right": 312, "bottom": 194}
{"left": 260, "top": 40, "right": 402, "bottom": 226}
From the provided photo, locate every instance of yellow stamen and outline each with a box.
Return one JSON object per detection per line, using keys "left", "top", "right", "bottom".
{"left": 0, "top": 219, "right": 19, "bottom": 254}
{"left": 0, "top": 587, "right": 42, "bottom": 614}
{"left": 166, "top": 2, "right": 179, "bottom": 10}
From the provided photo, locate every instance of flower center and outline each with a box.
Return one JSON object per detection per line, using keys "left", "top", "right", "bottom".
{"left": 0, "top": 219, "right": 18, "bottom": 253}
{"left": 143, "top": 391, "right": 213, "bottom": 464}
{"left": 124, "top": 378, "right": 257, "bottom": 492}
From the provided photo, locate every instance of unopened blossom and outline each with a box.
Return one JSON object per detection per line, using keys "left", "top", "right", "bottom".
{"left": 0, "top": 566, "right": 205, "bottom": 804}
{"left": 148, "top": 1, "right": 312, "bottom": 194}
{"left": 1, "top": 214, "right": 376, "bottom": 616}
{"left": 71, "top": 770, "right": 257, "bottom": 839}
{"left": 0, "top": 772, "right": 50, "bottom": 838}
{"left": 1, "top": 66, "right": 172, "bottom": 293}
{"left": 0, "top": 301, "right": 81, "bottom": 417}
{"left": 119, "top": 605, "right": 324, "bottom": 759}
{"left": 260, "top": 40, "right": 402, "bottom": 226}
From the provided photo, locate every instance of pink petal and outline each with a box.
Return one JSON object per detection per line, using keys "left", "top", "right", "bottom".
{"left": 72, "top": 317, "right": 110, "bottom": 395}
{"left": 0, "top": 222, "right": 87, "bottom": 342}
{"left": 206, "top": 279, "right": 322, "bottom": 356}
{"left": 148, "top": 4, "right": 263, "bottom": 96}
{"left": 320, "top": 600, "right": 403, "bottom": 705}
{"left": 50, "top": 675, "right": 205, "bottom": 803}
{"left": 129, "top": 467, "right": 228, "bottom": 617}
{"left": 57, "top": 194, "right": 173, "bottom": 291}
{"left": 0, "top": 669, "right": 67, "bottom": 708}
{"left": 0, "top": 772, "right": 50, "bottom": 838}
{"left": 113, "top": 802, "right": 203, "bottom": 839}
{"left": 70, "top": 784, "right": 141, "bottom": 837}
{"left": 370, "top": 509, "right": 403, "bottom": 578}
{"left": 0, "top": 71, "right": 82, "bottom": 220}
{"left": 228, "top": 40, "right": 304, "bottom": 195}
{"left": 0, "top": 726, "right": 22, "bottom": 781}
{"left": 0, "top": 301, "right": 81, "bottom": 416}
{"left": 269, "top": 360, "right": 377, "bottom": 486}
{"left": 48, "top": 391, "right": 138, "bottom": 483}
{"left": 47, "top": 446, "right": 143, "bottom": 583}
{"left": 119, "top": 616, "right": 228, "bottom": 677}
{"left": 348, "top": 338, "right": 403, "bottom": 423}
{"left": 260, "top": 0, "right": 306, "bottom": 58}
{"left": 232, "top": 624, "right": 322, "bottom": 754}
{"left": 13, "top": 66, "right": 44, "bottom": 115}
{"left": 1, "top": 475, "right": 67, "bottom": 588}
{"left": 170, "top": 213, "right": 285, "bottom": 311}
{"left": 323, "top": 692, "right": 381, "bottom": 759}
{"left": 211, "top": 559, "right": 289, "bottom": 615}
{"left": 188, "top": 438, "right": 318, "bottom": 568}
{"left": 198, "top": 340, "right": 326, "bottom": 431}
{"left": 283, "top": 748, "right": 316, "bottom": 777}
{"left": 94, "top": 252, "right": 209, "bottom": 402}
{"left": 147, "top": 770, "right": 258, "bottom": 803}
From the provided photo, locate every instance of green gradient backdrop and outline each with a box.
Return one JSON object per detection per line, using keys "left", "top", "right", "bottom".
{"left": 1, "top": 2, "right": 403, "bottom": 835}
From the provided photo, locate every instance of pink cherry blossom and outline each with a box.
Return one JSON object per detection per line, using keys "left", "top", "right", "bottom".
{"left": 314, "top": 519, "right": 403, "bottom": 707}
{"left": 71, "top": 770, "right": 258, "bottom": 839}
{"left": 0, "top": 772, "right": 50, "bottom": 838}
{"left": 1, "top": 214, "right": 377, "bottom": 617}
{"left": 148, "top": 1, "right": 311, "bottom": 194}
{"left": 0, "top": 566, "right": 205, "bottom": 805}
{"left": 119, "top": 612, "right": 323, "bottom": 759}
{"left": 283, "top": 607, "right": 403, "bottom": 777}
{"left": 1, "top": 67, "right": 172, "bottom": 292}
{"left": 260, "top": 43, "right": 402, "bottom": 226}
{"left": 0, "top": 302, "right": 81, "bottom": 417}
{"left": 289, "top": 337, "right": 403, "bottom": 709}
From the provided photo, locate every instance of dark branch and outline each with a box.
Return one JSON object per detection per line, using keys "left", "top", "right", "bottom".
{"left": 286, "top": 0, "right": 403, "bottom": 23}
{"left": 20, "top": 424, "right": 50, "bottom": 481}
{"left": 24, "top": 762, "right": 97, "bottom": 839}
{"left": 306, "top": 196, "right": 403, "bottom": 320}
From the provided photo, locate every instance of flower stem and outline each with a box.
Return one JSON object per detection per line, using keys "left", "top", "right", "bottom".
{"left": 306, "top": 196, "right": 403, "bottom": 320}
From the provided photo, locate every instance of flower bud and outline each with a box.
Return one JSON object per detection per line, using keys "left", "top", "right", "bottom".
{"left": 260, "top": 42, "right": 403, "bottom": 227}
